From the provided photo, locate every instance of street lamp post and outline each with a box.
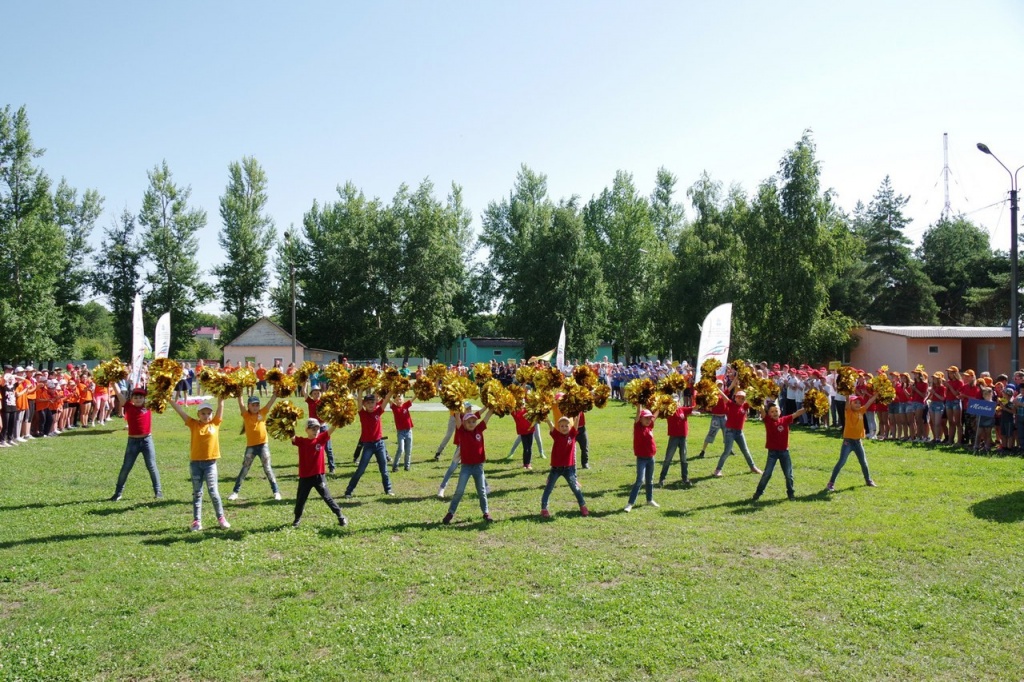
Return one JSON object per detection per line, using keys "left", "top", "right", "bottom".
{"left": 284, "top": 230, "right": 297, "bottom": 365}
{"left": 977, "top": 143, "right": 1023, "bottom": 376}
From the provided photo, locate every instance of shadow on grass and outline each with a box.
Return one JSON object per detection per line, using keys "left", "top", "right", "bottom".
{"left": 53, "top": 428, "right": 113, "bottom": 437}
{"left": 970, "top": 491, "right": 1024, "bottom": 523}
{"left": 0, "top": 527, "right": 178, "bottom": 550}
{"left": 0, "top": 498, "right": 102, "bottom": 512}
{"left": 140, "top": 523, "right": 286, "bottom": 545}
{"left": 87, "top": 499, "right": 180, "bottom": 516}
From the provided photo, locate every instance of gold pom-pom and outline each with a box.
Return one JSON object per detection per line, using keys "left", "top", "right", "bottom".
{"left": 267, "top": 402, "right": 304, "bottom": 441}
{"left": 525, "top": 389, "right": 555, "bottom": 423}
{"left": 572, "top": 365, "right": 598, "bottom": 389}
{"left": 265, "top": 367, "right": 285, "bottom": 386}
{"left": 349, "top": 367, "right": 381, "bottom": 393}
{"left": 295, "top": 361, "right": 319, "bottom": 386}
{"left": 508, "top": 384, "right": 527, "bottom": 409}
{"left": 730, "top": 360, "right": 755, "bottom": 391}
{"left": 652, "top": 393, "right": 678, "bottom": 418}
{"left": 472, "top": 362, "right": 493, "bottom": 386}
{"left": 804, "top": 388, "right": 830, "bottom": 418}
{"left": 695, "top": 378, "right": 721, "bottom": 411}
{"left": 514, "top": 365, "right": 535, "bottom": 385}
{"left": 317, "top": 390, "right": 358, "bottom": 428}
{"left": 532, "top": 367, "right": 565, "bottom": 392}
{"left": 94, "top": 357, "right": 129, "bottom": 386}
{"left": 481, "top": 379, "right": 516, "bottom": 417}
{"left": 322, "top": 362, "right": 350, "bottom": 390}
{"left": 837, "top": 366, "right": 858, "bottom": 396}
{"left": 658, "top": 373, "right": 688, "bottom": 395}
{"left": 745, "top": 375, "right": 780, "bottom": 411}
{"left": 557, "top": 380, "right": 594, "bottom": 417}
{"left": 700, "top": 358, "right": 722, "bottom": 379}
{"left": 146, "top": 358, "right": 183, "bottom": 411}
{"left": 593, "top": 384, "right": 611, "bottom": 409}
{"left": 624, "top": 378, "right": 657, "bottom": 408}
{"left": 233, "top": 367, "right": 257, "bottom": 389}
{"left": 439, "top": 374, "right": 479, "bottom": 412}
{"left": 425, "top": 363, "right": 448, "bottom": 383}
{"left": 413, "top": 378, "right": 437, "bottom": 401}
{"left": 274, "top": 374, "right": 297, "bottom": 398}
{"left": 870, "top": 371, "right": 896, "bottom": 405}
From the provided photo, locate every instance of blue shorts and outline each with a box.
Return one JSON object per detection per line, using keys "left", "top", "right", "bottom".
{"left": 887, "top": 402, "right": 899, "bottom": 414}
{"left": 979, "top": 416, "right": 995, "bottom": 428}
{"left": 944, "top": 400, "right": 961, "bottom": 412}
{"left": 910, "top": 402, "right": 925, "bottom": 412}
{"left": 928, "top": 401, "right": 945, "bottom": 414}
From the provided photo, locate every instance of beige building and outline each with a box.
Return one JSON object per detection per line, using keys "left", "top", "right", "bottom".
{"left": 222, "top": 318, "right": 342, "bottom": 369}
{"left": 850, "top": 326, "right": 1024, "bottom": 375}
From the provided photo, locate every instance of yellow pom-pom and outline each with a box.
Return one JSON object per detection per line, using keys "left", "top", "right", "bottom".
{"left": 572, "top": 365, "right": 598, "bottom": 389}
{"left": 525, "top": 390, "right": 555, "bottom": 423}
{"left": 803, "top": 389, "right": 830, "bottom": 418}
{"left": 695, "top": 378, "right": 721, "bottom": 412}
{"left": 700, "top": 358, "right": 722, "bottom": 379}
{"left": 348, "top": 367, "right": 381, "bottom": 393}
{"left": 557, "top": 380, "right": 594, "bottom": 417}
{"left": 413, "top": 378, "right": 437, "bottom": 401}
{"left": 439, "top": 374, "right": 478, "bottom": 412}
{"left": 472, "top": 363, "right": 493, "bottom": 386}
{"left": 624, "top": 378, "right": 656, "bottom": 408}
{"left": 317, "top": 390, "right": 358, "bottom": 428}
{"left": 869, "top": 372, "right": 896, "bottom": 405}
{"left": 322, "top": 362, "right": 350, "bottom": 390}
{"left": 837, "top": 366, "right": 858, "bottom": 396}
{"left": 593, "top": 384, "right": 611, "bottom": 409}
{"left": 532, "top": 367, "right": 565, "bottom": 392}
{"left": 652, "top": 393, "right": 678, "bottom": 417}
{"left": 267, "top": 402, "right": 304, "bottom": 441}
{"left": 514, "top": 365, "right": 535, "bottom": 385}
{"left": 481, "top": 379, "right": 516, "bottom": 417}
{"left": 425, "top": 363, "right": 448, "bottom": 383}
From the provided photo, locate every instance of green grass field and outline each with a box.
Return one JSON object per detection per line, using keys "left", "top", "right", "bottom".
{"left": 2, "top": 399, "right": 1022, "bottom": 681}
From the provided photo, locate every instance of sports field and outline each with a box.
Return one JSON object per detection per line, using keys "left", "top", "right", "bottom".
{"left": 2, "top": 400, "right": 1021, "bottom": 681}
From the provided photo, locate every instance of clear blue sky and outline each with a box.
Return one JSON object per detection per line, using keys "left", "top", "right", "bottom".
{"left": 6, "top": 1, "right": 1024, "bottom": 314}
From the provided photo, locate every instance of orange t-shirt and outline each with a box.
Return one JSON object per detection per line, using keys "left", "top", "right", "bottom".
{"left": 79, "top": 382, "right": 93, "bottom": 403}
{"left": 16, "top": 381, "right": 30, "bottom": 411}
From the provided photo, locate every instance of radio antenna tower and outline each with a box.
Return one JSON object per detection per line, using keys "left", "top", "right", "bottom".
{"left": 942, "top": 132, "right": 952, "bottom": 219}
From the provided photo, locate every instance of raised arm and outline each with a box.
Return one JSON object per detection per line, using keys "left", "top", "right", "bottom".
{"left": 634, "top": 403, "right": 643, "bottom": 423}
{"left": 265, "top": 392, "right": 278, "bottom": 411}
{"left": 480, "top": 408, "right": 494, "bottom": 425}
{"left": 170, "top": 400, "right": 191, "bottom": 424}
{"left": 214, "top": 397, "right": 225, "bottom": 421}
{"left": 236, "top": 394, "right": 245, "bottom": 415}
{"left": 112, "top": 382, "right": 125, "bottom": 403}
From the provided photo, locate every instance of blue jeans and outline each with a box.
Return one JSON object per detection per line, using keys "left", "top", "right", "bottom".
{"left": 628, "top": 457, "right": 655, "bottom": 505}
{"left": 190, "top": 460, "right": 224, "bottom": 521}
{"left": 659, "top": 435, "right": 688, "bottom": 482}
{"left": 392, "top": 429, "right": 413, "bottom": 469}
{"left": 440, "top": 448, "right": 462, "bottom": 490}
{"left": 716, "top": 428, "right": 755, "bottom": 470}
{"left": 346, "top": 439, "right": 392, "bottom": 495}
{"left": 448, "top": 463, "right": 488, "bottom": 516}
{"left": 232, "top": 443, "right": 279, "bottom": 494}
{"left": 755, "top": 450, "right": 794, "bottom": 497}
{"left": 830, "top": 439, "right": 872, "bottom": 485}
{"left": 541, "top": 466, "right": 586, "bottom": 509}
{"left": 703, "top": 415, "right": 726, "bottom": 446}
{"left": 114, "top": 435, "right": 162, "bottom": 496}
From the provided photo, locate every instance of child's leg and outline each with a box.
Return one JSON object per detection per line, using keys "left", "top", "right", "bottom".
{"left": 294, "top": 476, "right": 314, "bottom": 522}
{"left": 205, "top": 461, "right": 225, "bottom": 518}
{"left": 507, "top": 435, "right": 522, "bottom": 459}
{"left": 190, "top": 462, "right": 204, "bottom": 521}
{"left": 257, "top": 445, "right": 280, "bottom": 494}
{"left": 521, "top": 433, "right": 533, "bottom": 467}
{"left": 345, "top": 443, "right": 374, "bottom": 495}
{"left": 754, "top": 452, "right": 776, "bottom": 497}
{"left": 540, "top": 469, "right": 558, "bottom": 510}
{"left": 829, "top": 440, "right": 854, "bottom": 485}
{"left": 440, "top": 448, "right": 461, "bottom": 491}
{"left": 780, "top": 450, "right": 794, "bottom": 497}
{"left": 577, "top": 426, "right": 589, "bottom": 468}
{"left": 627, "top": 459, "right": 644, "bottom": 505}
{"left": 372, "top": 440, "right": 393, "bottom": 493}
{"left": 312, "top": 474, "right": 346, "bottom": 521}
{"left": 735, "top": 431, "right": 756, "bottom": 468}
{"left": 233, "top": 446, "right": 258, "bottom": 494}
{"left": 113, "top": 439, "right": 142, "bottom": 496}
{"left": 436, "top": 416, "right": 456, "bottom": 457}
{"left": 140, "top": 435, "right": 162, "bottom": 496}
{"left": 679, "top": 438, "right": 689, "bottom": 482}
{"left": 715, "top": 429, "right": 736, "bottom": 472}
{"left": 566, "top": 467, "right": 586, "bottom": 507}
{"left": 658, "top": 437, "right": 679, "bottom": 484}
{"left": 472, "top": 465, "right": 489, "bottom": 515}
{"left": 643, "top": 458, "right": 654, "bottom": 502}
{"left": 851, "top": 440, "right": 872, "bottom": 483}
{"left": 533, "top": 428, "right": 544, "bottom": 458}
{"left": 447, "top": 464, "right": 473, "bottom": 516}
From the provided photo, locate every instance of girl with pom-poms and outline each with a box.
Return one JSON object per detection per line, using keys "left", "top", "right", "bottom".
{"left": 539, "top": 414, "right": 588, "bottom": 519}
{"left": 826, "top": 390, "right": 878, "bottom": 493}
{"left": 624, "top": 403, "right": 660, "bottom": 512}
{"left": 657, "top": 397, "right": 694, "bottom": 489}
{"left": 712, "top": 381, "right": 763, "bottom": 479}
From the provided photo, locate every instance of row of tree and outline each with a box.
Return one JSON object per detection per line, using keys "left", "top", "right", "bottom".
{"left": 0, "top": 104, "right": 1011, "bottom": 366}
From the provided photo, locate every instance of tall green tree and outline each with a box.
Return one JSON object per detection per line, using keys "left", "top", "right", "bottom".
{"left": 138, "top": 161, "right": 212, "bottom": 358}
{"left": 0, "top": 105, "right": 64, "bottom": 362}
{"left": 853, "top": 176, "right": 938, "bottom": 324}
{"left": 53, "top": 178, "right": 104, "bottom": 357}
{"left": 93, "top": 209, "right": 144, "bottom": 356}
{"left": 214, "top": 157, "right": 276, "bottom": 341}
{"left": 738, "top": 131, "right": 849, "bottom": 361}
{"left": 391, "top": 179, "right": 472, "bottom": 361}
{"left": 648, "top": 167, "right": 686, "bottom": 359}
{"left": 584, "top": 170, "right": 659, "bottom": 362}
{"left": 918, "top": 215, "right": 1009, "bottom": 325}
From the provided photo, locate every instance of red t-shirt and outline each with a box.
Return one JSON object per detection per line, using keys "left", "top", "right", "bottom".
{"left": 256, "top": 368, "right": 267, "bottom": 381}
{"left": 763, "top": 414, "right": 794, "bottom": 450}
{"left": 292, "top": 430, "right": 330, "bottom": 478}
{"left": 710, "top": 396, "right": 729, "bottom": 416}
{"left": 894, "top": 383, "right": 908, "bottom": 403}
{"left": 358, "top": 403, "right": 385, "bottom": 442}
{"left": 305, "top": 397, "right": 321, "bottom": 421}
{"left": 459, "top": 421, "right": 487, "bottom": 465}
{"left": 946, "top": 380, "right": 965, "bottom": 400}
{"left": 930, "top": 385, "right": 947, "bottom": 401}
{"left": 578, "top": 412, "right": 586, "bottom": 427}
{"left": 666, "top": 406, "right": 693, "bottom": 437}
{"left": 123, "top": 402, "right": 152, "bottom": 437}
{"left": 960, "top": 383, "right": 981, "bottom": 408}
{"left": 512, "top": 409, "right": 535, "bottom": 436}
{"left": 724, "top": 399, "right": 748, "bottom": 430}
{"left": 549, "top": 426, "right": 578, "bottom": 467}
{"left": 912, "top": 381, "right": 929, "bottom": 401}
{"left": 390, "top": 401, "right": 414, "bottom": 431}
{"left": 633, "top": 421, "right": 656, "bottom": 458}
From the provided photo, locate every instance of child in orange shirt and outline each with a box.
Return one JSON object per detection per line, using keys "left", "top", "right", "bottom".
{"left": 171, "top": 397, "right": 229, "bottom": 531}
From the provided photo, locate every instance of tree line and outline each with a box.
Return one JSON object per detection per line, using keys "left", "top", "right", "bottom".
{"left": 0, "top": 105, "right": 1010, "bottom": 366}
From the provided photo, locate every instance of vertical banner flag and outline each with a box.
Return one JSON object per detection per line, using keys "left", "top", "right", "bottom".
{"left": 154, "top": 313, "right": 171, "bottom": 359}
{"left": 696, "top": 303, "right": 732, "bottom": 377}
{"left": 130, "top": 293, "right": 145, "bottom": 387}
{"left": 556, "top": 322, "right": 567, "bottom": 371}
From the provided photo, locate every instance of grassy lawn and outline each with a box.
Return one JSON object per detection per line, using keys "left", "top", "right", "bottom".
{"left": 2, "top": 399, "right": 1022, "bottom": 681}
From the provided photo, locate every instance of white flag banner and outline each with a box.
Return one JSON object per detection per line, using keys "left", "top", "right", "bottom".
{"left": 154, "top": 312, "right": 171, "bottom": 359}
{"left": 556, "top": 322, "right": 567, "bottom": 371}
{"left": 130, "top": 294, "right": 145, "bottom": 387}
{"left": 696, "top": 303, "right": 732, "bottom": 376}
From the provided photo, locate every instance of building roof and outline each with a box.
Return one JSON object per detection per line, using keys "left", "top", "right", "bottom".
{"left": 224, "top": 317, "right": 307, "bottom": 348}
{"left": 193, "top": 326, "right": 220, "bottom": 336}
{"left": 860, "top": 325, "right": 1017, "bottom": 339}
{"left": 468, "top": 337, "right": 525, "bottom": 348}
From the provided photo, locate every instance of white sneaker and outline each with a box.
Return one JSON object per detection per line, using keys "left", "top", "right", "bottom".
{"left": 217, "top": 516, "right": 231, "bottom": 529}
{"left": 437, "top": 488, "right": 445, "bottom": 498}
{"left": 17, "top": 437, "right": 28, "bottom": 442}
{"left": 227, "top": 492, "right": 238, "bottom": 501}
{"left": 648, "top": 500, "right": 660, "bottom": 508}
{"left": 624, "top": 504, "right": 633, "bottom": 513}
{"left": 274, "top": 492, "right": 282, "bottom": 500}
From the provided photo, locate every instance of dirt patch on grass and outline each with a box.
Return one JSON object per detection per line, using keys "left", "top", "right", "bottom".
{"left": 747, "top": 545, "right": 814, "bottom": 561}
{"left": 0, "top": 599, "right": 23, "bottom": 617}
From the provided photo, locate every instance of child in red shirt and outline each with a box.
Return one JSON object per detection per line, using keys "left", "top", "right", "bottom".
{"left": 291, "top": 418, "right": 347, "bottom": 528}
{"left": 540, "top": 415, "right": 588, "bottom": 519}
{"left": 345, "top": 391, "right": 396, "bottom": 498}
{"left": 713, "top": 387, "right": 763, "bottom": 478}
{"left": 442, "top": 408, "right": 494, "bottom": 525}
{"left": 753, "top": 400, "right": 806, "bottom": 501}
{"left": 625, "top": 405, "right": 660, "bottom": 512}
{"left": 389, "top": 393, "right": 416, "bottom": 472}
{"left": 511, "top": 407, "right": 538, "bottom": 470}
{"left": 658, "top": 402, "right": 695, "bottom": 488}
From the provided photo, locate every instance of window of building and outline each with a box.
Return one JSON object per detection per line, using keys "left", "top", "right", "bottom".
{"left": 928, "top": 345, "right": 939, "bottom": 354}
